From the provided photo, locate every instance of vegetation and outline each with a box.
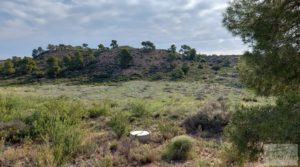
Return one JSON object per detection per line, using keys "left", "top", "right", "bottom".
{"left": 118, "top": 49, "right": 133, "bottom": 68}
{"left": 163, "top": 135, "right": 195, "bottom": 161}
{"left": 223, "top": 0, "right": 300, "bottom": 164}
{"left": 141, "top": 41, "right": 156, "bottom": 52}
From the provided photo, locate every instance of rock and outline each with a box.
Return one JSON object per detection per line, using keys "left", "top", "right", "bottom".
{"left": 130, "top": 130, "right": 150, "bottom": 143}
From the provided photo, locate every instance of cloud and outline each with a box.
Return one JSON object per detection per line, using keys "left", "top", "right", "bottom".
{"left": 0, "top": 0, "right": 247, "bottom": 58}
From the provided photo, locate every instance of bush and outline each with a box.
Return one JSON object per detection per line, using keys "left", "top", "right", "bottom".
{"left": 109, "top": 113, "right": 129, "bottom": 139}
{"left": 172, "top": 68, "right": 185, "bottom": 79}
{"left": 129, "top": 102, "right": 149, "bottom": 118}
{"left": 181, "top": 63, "right": 190, "bottom": 75}
{"left": 118, "top": 49, "right": 133, "bottom": 68}
{"left": 182, "top": 102, "right": 229, "bottom": 137}
{"left": 158, "top": 122, "right": 182, "bottom": 140}
{"left": 225, "top": 94, "right": 300, "bottom": 162}
{"left": 211, "top": 65, "right": 221, "bottom": 71}
{"left": 129, "top": 144, "right": 157, "bottom": 165}
{"left": 25, "top": 99, "right": 85, "bottom": 165}
{"left": 87, "top": 102, "right": 110, "bottom": 118}
{"left": 163, "top": 135, "right": 195, "bottom": 161}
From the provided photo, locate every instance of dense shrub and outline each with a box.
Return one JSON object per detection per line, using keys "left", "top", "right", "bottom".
{"left": 24, "top": 99, "right": 86, "bottom": 165}
{"left": 129, "top": 144, "right": 157, "bottom": 165}
{"left": 163, "top": 135, "right": 195, "bottom": 161}
{"left": 172, "top": 68, "right": 185, "bottom": 79}
{"left": 118, "top": 49, "right": 133, "bottom": 68}
{"left": 181, "top": 63, "right": 190, "bottom": 75}
{"left": 109, "top": 113, "right": 129, "bottom": 139}
{"left": 211, "top": 65, "right": 221, "bottom": 71}
{"left": 225, "top": 94, "right": 300, "bottom": 162}
{"left": 182, "top": 102, "right": 229, "bottom": 137}
{"left": 129, "top": 102, "right": 149, "bottom": 118}
{"left": 87, "top": 102, "right": 110, "bottom": 118}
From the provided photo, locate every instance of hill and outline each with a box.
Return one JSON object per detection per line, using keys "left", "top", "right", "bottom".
{"left": 0, "top": 44, "right": 240, "bottom": 84}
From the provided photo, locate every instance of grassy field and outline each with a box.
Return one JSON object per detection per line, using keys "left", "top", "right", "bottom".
{"left": 0, "top": 80, "right": 274, "bottom": 166}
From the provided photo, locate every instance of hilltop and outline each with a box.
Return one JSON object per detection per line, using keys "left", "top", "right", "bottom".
{"left": 0, "top": 43, "right": 240, "bottom": 84}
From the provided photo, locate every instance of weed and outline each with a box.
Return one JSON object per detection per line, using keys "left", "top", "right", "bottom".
{"left": 163, "top": 135, "right": 195, "bottom": 161}
{"left": 109, "top": 113, "right": 129, "bottom": 139}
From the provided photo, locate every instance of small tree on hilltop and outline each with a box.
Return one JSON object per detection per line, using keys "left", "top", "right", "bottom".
{"left": 98, "top": 44, "right": 109, "bottom": 52}
{"left": 110, "top": 40, "right": 118, "bottom": 49}
{"left": 168, "top": 44, "right": 177, "bottom": 53}
{"left": 141, "top": 41, "right": 156, "bottom": 52}
{"left": 118, "top": 49, "right": 133, "bottom": 68}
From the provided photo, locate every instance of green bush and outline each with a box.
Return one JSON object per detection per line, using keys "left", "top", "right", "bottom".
{"left": 118, "top": 49, "right": 133, "bottom": 68}
{"left": 25, "top": 99, "right": 85, "bottom": 165}
{"left": 225, "top": 94, "right": 300, "bottom": 162}
{"left": 129, "top": 102, "right": 149, "bottom": 118}
{"left": 109, "top": 113, "right": 129, "bottom": 139}
{"left": 87, "top": 102, "right": 110, "bottom": 118}
{"left": 163, "top": 135, "right": 195, "bottom": 161}
{"left": 181, "top": 63, "right": 190, "bottom": 75}
{"left": 172, "top": 68, "right": 185, "bottom": 79}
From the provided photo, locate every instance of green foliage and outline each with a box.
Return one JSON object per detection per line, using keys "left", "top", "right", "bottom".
{"left": 163, "top": 135, "right": 195, "bottom": 161}
{"left": 19, "top": 57, "right": 37, "bottom": 74}
{"left": 98, "top": 44, "right": 109, "bottom": 53}
{"left": 87, "top": 102, "right": 110, "bottom": 118}
{"left": 225, "top": 94, "right": 300, "bottom": 162}
{"left": 63, "top": 55, "right": 72, "bottom": 68}
{"left": 70, "top": 52, "right": 84, "bottom": 70}
{"left": 168, "top": 44, "right": 177, "bottom": 53}
{"left": 109, "top": 113, "right": 129, "bottom": 139}
{"left": 172, "top": 68, "right": 185, "bottom": 79}
{"left": 211, "top": 65, "right": 221, "bottom": 71}
{"left": 110, "top": 40, "right": 118, "bottom": 49}
{"left": 141, "top": 41, "right": 156, "bottom": 52}
{"left": 179, "top": 45, "right": 197, "bottom": 61}
{"left": 24, "top": 99, "right": 85, "bottom": 165}
{"left": 118, "top": 49, "right": 133, "bottom": 68}
{"left": 181, "top": 63, "right": 190, "bottom": 75}
{"left": 2, "top": 60, "right": 15, "bottom": 75}
{"left": 32, "top": 47, "right": 44, "bottom": 59}
{"left": 223, "top": 0, "right": 300, "bottom": 95}
{"left": 47, "top": 57, "right": 61, "bottom": 78}
{"left": 129, "top": 102, "right": 149, "bottom": 118}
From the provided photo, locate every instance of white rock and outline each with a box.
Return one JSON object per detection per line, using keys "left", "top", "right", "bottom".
{"left": 130, "top": 130, "right": 150, "bottom": 143}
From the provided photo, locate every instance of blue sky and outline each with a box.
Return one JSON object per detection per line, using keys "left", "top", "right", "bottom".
{"left": 0, "top": 0, "right": 247, "bottom": 59}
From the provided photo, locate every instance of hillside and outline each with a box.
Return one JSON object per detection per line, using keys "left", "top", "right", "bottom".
{"left": 0, "top": 45, "right": 240, "bottom": 84}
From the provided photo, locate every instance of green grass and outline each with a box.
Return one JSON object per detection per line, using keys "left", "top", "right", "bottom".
{"left": 0, "top": 80, "right": 275, "bottom": 166}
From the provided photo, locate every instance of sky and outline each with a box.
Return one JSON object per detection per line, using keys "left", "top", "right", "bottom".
{"left": 0, "top": 0, "right": 248, "bottom": 59}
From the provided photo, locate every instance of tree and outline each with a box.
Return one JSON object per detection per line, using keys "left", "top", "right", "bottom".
{"left": 82, "top": 43, "right": 88, "bottom": 49}
{"left": 110, "top": 40, "right": 118, "bottom": 49}
{"left": 141, "top": 41, "right": 156, "bottom": 51}
{"left": 98, "top": 44, "right": 109, "bottom": 52}
{"left": 63, "top": 55, "right": 72, "bottom": 68}
{"left": 179, "top": 45, "right": 197, "bottom": 60}
{"left": 32, "top": 49, "right": 39, "bottom": 59}
{"left": 19, "top": 57, "right": 37, "bottom": 74}
{"left": 2, "top": 59, "right": 15, "bottom": 75}
{"left": 223, "top": 0, "right": 300, "bottom": 162}
{"left": 47, "top": 57, "right": 61, "bottom": 78}
{"left": 168, "top": 44, "right": 177, "bottom": 53}
{"left": 118, "top": 49, "right": 133, "bottom": 68}
{"left": 47, "top": 44, "right": 55, "bottom": 51}
{"left": 70, "top": 52, "right": 84, "bottom": 70}
{"left": 223, "top": 0, "right": 300, "bottom": 95}
{"left": 32, "top": 47, "right": 44, "bottom": 59}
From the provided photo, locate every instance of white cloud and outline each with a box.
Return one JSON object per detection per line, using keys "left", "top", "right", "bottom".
{"left": 0, "top": 0, "right": 247, "bottom": 58}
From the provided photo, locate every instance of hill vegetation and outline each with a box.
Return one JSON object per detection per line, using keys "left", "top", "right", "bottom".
{"left": 0, "top": 41, "right": 239, "bottom": 84}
